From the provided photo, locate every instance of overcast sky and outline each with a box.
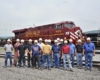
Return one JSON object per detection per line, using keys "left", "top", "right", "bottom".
{"left": 0, "top": 0, "right": 100, "bottom": 36}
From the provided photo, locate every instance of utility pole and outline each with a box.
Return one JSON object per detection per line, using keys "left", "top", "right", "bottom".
{"left": 33, "top": 24, "right": 35, "bottom": 27}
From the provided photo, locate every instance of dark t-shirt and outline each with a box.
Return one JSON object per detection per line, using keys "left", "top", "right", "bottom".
{"left": 25, "top": 44, "right": 33, "bottom": 51}
{"left": 18, "top": 45, "right": 26, "bottom": 56}
{"left": 76, "top": 45, "right": 83, "bottom": 53}
{"left": 59, "top": 44, "right": 64, "bottom": 49}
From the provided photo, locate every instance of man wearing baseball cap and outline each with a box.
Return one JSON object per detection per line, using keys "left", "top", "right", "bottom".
{"left": 41, "top": 39, "right": 52, "bottom": 70}
{"left": 48, "top": 39, "right": 53, "bottom": 67}
{"left": 83, "top": 37, "right": 95, "bottom": 71}
{"left": 62, "top": 40, "right": 73, "bottom": 72}
{"left": 52, "top": 40, "right": 61, "bottom": 68}
{"left": 68, "top": 39, "right": 76, "bottom": 67}
{"left": 76, "top": 39, "right": 83, "bottom": 69}
{"left": 4, "top": 39, "right": 13, "bottom": 67}
{"left": 57, "top": 38, "right": 60, "bottom": 45}
{"left": 18, "top": 39, "right": 26, "bottom": 67}
{"left": 13, "top": 39, "right": 20, "bottom": 67}
{"left": 26, "top": 39, "right": 33, "bottom": 68}
{"left": 59, "top": 39, "right": 64, "bottom": 67}
{"left": 30, "top": 40, "right": 41, "bottom": 69}
{"left": 38, "top": 38, "right": 44, "bottom": 48}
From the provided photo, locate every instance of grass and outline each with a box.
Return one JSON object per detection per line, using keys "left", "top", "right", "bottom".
{"left": 0, "top": 47, "right": 14, "bottom": 52}
{"left": 0, "top": 47, "right": 4, "bottom": 51}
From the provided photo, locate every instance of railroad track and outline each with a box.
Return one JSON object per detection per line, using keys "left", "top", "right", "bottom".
{"left": 0, "top": 54, "right": 100, "bottom": 68}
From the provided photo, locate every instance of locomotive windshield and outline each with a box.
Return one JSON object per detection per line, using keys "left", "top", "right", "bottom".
{"left": 65, "top": 23, "right": 75, "bottom": 28}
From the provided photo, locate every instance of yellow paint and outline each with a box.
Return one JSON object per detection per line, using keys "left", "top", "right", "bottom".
{"left": 56, "top": 30, "right": 61, "bottom": 33}
{"left": 25, "top": 31, "right": 41, "bottom": 37}
{"left": 54, "top": 33, "right": 64, "bottom": 35}
{"left": 25, "top": 30, "right": 64, "bottom": 37}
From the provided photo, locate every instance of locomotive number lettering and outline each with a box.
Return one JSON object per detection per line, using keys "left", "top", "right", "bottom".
{"left": 66, "top": 32, "right": 69, "bottom": 35}
{"left": 56, "top": 30, "right": 61, "bottom": 33}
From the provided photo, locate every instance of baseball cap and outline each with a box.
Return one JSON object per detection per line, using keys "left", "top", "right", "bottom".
{"left": 69, "top": 39, "right": 73, "bottom": 42}
{"left": 16, "top": 39, "right": 20, "bottom": 42}
{"left": 7, "top": 39, "right": 11, "bottom": 42}
{"left": 29, "top": 39, "right": 32, "bottom": 42}
{"left": 64, "top": 40, "right": 68, "bottom": 43}
{"left": 34, "top": 40, "right": 38, "bottom": 43}
{"left": 54, "top": 40, "right": 58, "bottom": 43}
{"left": 60, "top": 39, "right": 63, "bottom": 42}
{"left": 87, "top": 37, "right": 91, "bottom": 40}
{"left": 21, "top": 39, "right": 24, "bottom": 42}
{"left": 39, "top": 38, "right": 42, "bottom": 41}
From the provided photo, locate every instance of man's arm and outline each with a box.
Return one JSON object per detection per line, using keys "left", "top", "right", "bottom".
{"left": 74, "top": 45, "right": 76, "bottom": 56}
{"left": 93, "top": 44, "right": 95, "bottom": 56}
{"left": 11, "top": 45, "right": 13, "bottom": 51}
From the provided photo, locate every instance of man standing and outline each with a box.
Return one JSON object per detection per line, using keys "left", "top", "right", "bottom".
{"left": 37, "top": 38, "right": 44, "bottom": 65}
{"left": 41, "top": 39, "right": 52, "bottom": 70}
{"left": 76, "top": 39, "right": 83, "bottom": 69}
{"left": 30, "top": 40, "right": 41, "bottom": 69}
{"left": 13, "top": 39, "right": 20, "bottom": 67}
{"left": 18, "top": 39, "right": 26, "bottom": 67}
{"left": 52, "top": 40, "right": 61, "bottom": 68}
{"left": 37, "top": 38, "right": 44, "bottom": 48}
{"left": 68, "top": 39, "right": 76, "bottom": 67}
{"left": 4, "top": 39, "right": 13, "bottom": 67}
{"left": 59, "top": 39, "right": 64, "bottom": 67}
{"left": 48, "top": 39, "right": 53, "bottom": 67}
{"left": 26, "top": 39, "right": 33, "bottom": 68}
{"left": 57, "top": 38, "right": 60, "bottom": 45}
{"left": 62, "top": 40, "right": 73, "bottom": 72}
{"left": 83, "top": 37, "right": 95, "bottom": 71}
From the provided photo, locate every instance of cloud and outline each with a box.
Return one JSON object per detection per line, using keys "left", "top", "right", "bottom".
{"left": 0, "top": 0, "right": 100, "bottom": 36}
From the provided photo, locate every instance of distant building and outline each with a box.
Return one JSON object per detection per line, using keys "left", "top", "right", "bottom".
{"left": 84, "top": 30, "right": 100, "bottom": 47}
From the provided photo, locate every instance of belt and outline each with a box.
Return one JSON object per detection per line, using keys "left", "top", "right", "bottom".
{"left": 54, "top": 52, "right": 59, "bottom": 53}
{"left": 85, "top": 51, "right": 93, "bottom": 53}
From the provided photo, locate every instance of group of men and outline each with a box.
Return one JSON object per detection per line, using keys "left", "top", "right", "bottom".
{"left": 4, "top": 37, "right": 95, "bottom": 72}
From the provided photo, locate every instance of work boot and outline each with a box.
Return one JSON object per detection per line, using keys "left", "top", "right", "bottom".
{"left": 70, "top": 69, "right": 74, "bottom": 72}
{"left": 85, "top": 68, "right": 88, "bottom": 71}
{"left": 48, "top": 68, "right": 51, "bottom": 70}
{"left": 89, "top": 68, "right": 92, "bottom": 71}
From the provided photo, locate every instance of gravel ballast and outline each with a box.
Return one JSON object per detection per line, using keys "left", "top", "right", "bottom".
{"left": 0, "top": 59, "right": 100, "bottom": 80}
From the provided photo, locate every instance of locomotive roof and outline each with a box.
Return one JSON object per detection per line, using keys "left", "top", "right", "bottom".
{"left": 12, "top": 21, "right": 74, "bottom": 33}
{"left": 12, "top": 28, "right": 28, "bottom": 33}
{"left": 36, "top": 21, "right": 74, "bottom": 27}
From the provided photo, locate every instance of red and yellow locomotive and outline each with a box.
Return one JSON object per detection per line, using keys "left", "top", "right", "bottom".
{"left": 12, "top": 21, "right": 86, "bottom": 43}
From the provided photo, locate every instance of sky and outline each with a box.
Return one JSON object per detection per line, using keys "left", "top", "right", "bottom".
{"left": 0, "top": 0, "right": 100, "bottom": 36}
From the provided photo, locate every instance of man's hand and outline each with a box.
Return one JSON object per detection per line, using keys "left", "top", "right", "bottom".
{"left": 18, "top": 54, "right": 20, "bottom": 57}
{"left": 82, "top": 53, "right": 84, "bottom": 56}
{"left": 74, "top": 53, "right": 76, "bottom": 56}
{"left": 93, "top": 53, "right": 95, "bottom": 56}
{"left": 30, "top": 54, "right": 32, "bottom": 58}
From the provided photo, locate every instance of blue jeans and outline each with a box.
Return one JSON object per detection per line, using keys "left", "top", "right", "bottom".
{"left": 41, "top": 55, "right": 51, "bottom": 68}
{"left": 85, "top": 53, "right": 93, "bottom": 69}
{"left": 54, "top": 53, "right": 60, "bottom": 68}
{"left": 70, "top": 54, "right": 74, "bottom": 67}
{"left": 63, "top": 54, "right": 72, "bottom": 70}
{"left": 5, "top": 52, "right": 12, "bottom": 66}
{"left": 77, "top": 53, "right": 82, "bottom": 67}
{"left": 50, "top": 54, "right": 53, "bottom": 67}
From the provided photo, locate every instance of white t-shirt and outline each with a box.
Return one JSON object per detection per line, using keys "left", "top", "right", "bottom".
{"left": 4, "top": 44, "right": 13, "bottom": 52}
{"left": 37, "top": 43, "right": 44, "bottom": 48}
